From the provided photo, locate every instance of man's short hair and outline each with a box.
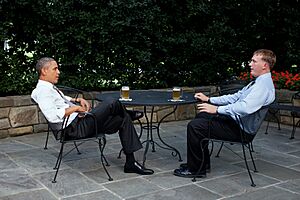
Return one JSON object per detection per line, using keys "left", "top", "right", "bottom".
{"left": 36, "top": 57, "right": 55, "bottom": 75}
{"left": 253, "top": 49, "right": 276, "bottom": 69}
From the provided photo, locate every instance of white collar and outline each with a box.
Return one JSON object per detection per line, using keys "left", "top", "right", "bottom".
{"left": 37, "top": 80, "right": 55, "bottom": 89}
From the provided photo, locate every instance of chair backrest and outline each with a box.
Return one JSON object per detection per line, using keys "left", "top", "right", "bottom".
{"left": 292, "top": 91, "right": 300, "bottom": 118}
{"left": 56, "top": 85, "right": 82, "bottom": 98}
{"left": 292, "top": 91, "right": 300, "bottom": 107}
{"left": 238, "top": 105, "right": 269, "bottom": 137}
{"left": 31, "top": 97, "right": 68, "bottom": 141}
{"left": 219, "top": 80, "right": 247, "bottom": 95}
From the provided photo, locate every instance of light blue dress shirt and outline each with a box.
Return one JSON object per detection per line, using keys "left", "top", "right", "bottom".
{"left": 210, "top": 72, "right": 275, "bottom": 134}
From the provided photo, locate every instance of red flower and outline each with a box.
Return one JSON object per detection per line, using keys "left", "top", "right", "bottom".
{"left": 239, "top": 70, "right": 300, "bottom": 91}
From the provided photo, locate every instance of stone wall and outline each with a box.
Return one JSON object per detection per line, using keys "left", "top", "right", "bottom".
{"left": 0, "top": 86, "right": 217, "bottom": 139}
{"left": 1, "top": 87, "right": 297, "bottom": 139}
{"left": 0, "top": 95, "right": 39, "bottom": 138}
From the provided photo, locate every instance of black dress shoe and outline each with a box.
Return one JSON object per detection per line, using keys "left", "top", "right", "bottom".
{"left": 127, "top": 110, "right": 144, "bottom": 121}
{"left": 179, "top": 163, "right": 211, "bottom": 173}
{"left": 124, "top": 162, "right": 154, "bottom": 175}
{"left": 173, "top": 168, "right": 206, "bottom": 178}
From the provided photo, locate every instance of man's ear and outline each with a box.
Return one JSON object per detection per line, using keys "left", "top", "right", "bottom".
{"left": 262, "top": 63, "right": 268, "bottom": 70}
{"left": 41, "top": 67, "right": 48, "bottom": 76}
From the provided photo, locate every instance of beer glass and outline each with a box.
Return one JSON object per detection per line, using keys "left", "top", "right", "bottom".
{"left": 172, "top": 87, "right": 182, "bottom": 100}
{"left": 120, "top": 86, "right": 130, "bottom": 99}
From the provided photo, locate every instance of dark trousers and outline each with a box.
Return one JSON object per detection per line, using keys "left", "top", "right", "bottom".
{"left": 187, "top": 112, "right": 254, "bottom": 172}
{"left": 65, "top": 99, "right": 142, "bottom": 154}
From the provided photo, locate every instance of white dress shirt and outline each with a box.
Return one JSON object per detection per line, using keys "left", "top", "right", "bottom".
{"left": 31, "top": 80, "right": 78, "bottom": 127}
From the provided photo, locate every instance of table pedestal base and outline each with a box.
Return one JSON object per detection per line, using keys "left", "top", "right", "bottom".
{"left": 140, "top": 105, "right": 182, "bottom": 167}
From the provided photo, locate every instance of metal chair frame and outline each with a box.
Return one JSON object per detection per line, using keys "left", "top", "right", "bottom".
{"left": 33, "top": 86, "right": 113, "bottom": 183}
{"left": 44, "top": 85, "right": 94, "bottom": 149}
{"left": 192, "top": 107, "right": 269, "bottom": 187}
{"left": 264, "top": 99, "right": 281, "bottom": 135}
{"left": 291, "top": 91, "right": 300, "bottom": 139}
{"left": 265, "top": 91, "right": 300, "bottom": 139}
{"left": 49, "top": 112, "right": 112, "bottom": 183}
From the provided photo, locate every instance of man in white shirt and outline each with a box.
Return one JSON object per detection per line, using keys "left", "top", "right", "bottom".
{"left": 32, "top": 57, "right": 154, "bottom": 175}
{"left": 174, "top": 49, "right": 276, "bottom": 178}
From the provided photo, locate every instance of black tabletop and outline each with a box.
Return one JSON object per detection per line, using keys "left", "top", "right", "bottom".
{"left": 97, "top": 90, "right": 199, "bottom": 106}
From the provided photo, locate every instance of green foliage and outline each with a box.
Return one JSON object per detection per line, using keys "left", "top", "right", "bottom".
{"left": 1, "top": 0, "right": 300, "bottom": 96}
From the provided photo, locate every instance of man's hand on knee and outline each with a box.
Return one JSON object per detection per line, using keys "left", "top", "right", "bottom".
{"left": 197, "top": 103, "right": 218, "bottom": 114}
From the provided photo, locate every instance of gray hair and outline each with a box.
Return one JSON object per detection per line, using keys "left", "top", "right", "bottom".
{"left": 36, "top": 57, "right": 55, "bottom": 75}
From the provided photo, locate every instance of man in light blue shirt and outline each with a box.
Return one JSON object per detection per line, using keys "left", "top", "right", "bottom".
{"left": 174, "top": 49, "right": 276, "bottom": 178}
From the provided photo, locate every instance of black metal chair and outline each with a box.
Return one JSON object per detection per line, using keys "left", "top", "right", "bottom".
{"left": 265, "top": 91, "right": 300, "bottom": 139}
{"left": 32, "top": 86, "right": 113, "bottom": 183}
{"left": 210, "top": 80, "right": 257, "bottom": 153}
{"left": 291, "top": 91, "right": 300, "bottom": 139}
{"left": 264, "top": 98, "right": 281, "bottom": 135}
{"left": 48, "top": 112, "right": 112, "bottom": 183}
{"left": 192, "top": 106, "right": 269, "bottom": 187}
{"left": 43, "top": 85, "right": 94, "bottom": 150}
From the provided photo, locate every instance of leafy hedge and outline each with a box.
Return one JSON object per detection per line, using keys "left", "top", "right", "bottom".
{"left": 0, "top": 0, "right": 299, "bottom": 96}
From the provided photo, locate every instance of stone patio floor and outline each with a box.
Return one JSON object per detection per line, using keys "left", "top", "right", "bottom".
{"left": 1, "top": 121, "right": 300, "bottom": 200}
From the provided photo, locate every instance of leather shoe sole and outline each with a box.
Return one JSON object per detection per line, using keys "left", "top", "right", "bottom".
{"left": 179, "top": 163, "right": 211, "bottom": 173}
{"left": 124, "top": 162, "right": 154, "bottom": 175}
{"left": 173, "top": 168, "right": 206, "bottom": 178}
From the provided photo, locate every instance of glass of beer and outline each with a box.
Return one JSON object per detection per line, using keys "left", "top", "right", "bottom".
{"left": 172, "top": 87, "right": 182, "bottom": 100}
{"left": 120, "top": 86, "right": 130, "bottom": 99}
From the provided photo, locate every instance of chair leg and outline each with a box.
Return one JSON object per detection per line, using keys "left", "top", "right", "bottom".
{"left": 52, "top": 142, "right": 65, "bottom": 183}
{"left": 100, "top": 137, "right": 110, "bottom": 166}
{"left": 209, "top": 140, "right": 214, "bottom": 157}
{"left": 98, "top": 137, "right": 113, "bottom": 181}
{"left": 250, "top": 142, "right": 255, "bottom": 152}
{"left": 215, "top": 142, "right": 224, "bottom": 157}
{"left": 73, "top": 142, "right": 81, "bottom": 154}
{"left": 290, "top": 117, "right": 299, "bottom": 139}
{"left": 117, "top": 148, "right": 123, "bottom": 159}
{"left": 265, "top": 121, "right": 270, "bottom": 134}
{"left": 53, "top": 143, "right": 64, "bottom": 170}
{"left": 265, "top": 113, "right": 281, "bottom": 134}
{"left": 276, "top": 115, "right": 281, "bottom": 130}
{"left": 242, "top": 144, "right": 256, "bottom": 187}
{"left": 44, "top": 127, "right": 50, "bottom": 149}
{"left": 248, "top": 144, "right": 257, "bottom": 172}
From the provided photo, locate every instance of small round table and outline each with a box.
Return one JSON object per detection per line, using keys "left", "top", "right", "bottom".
{"left": 97, "top": 90, "right": 198, "bottom": 166}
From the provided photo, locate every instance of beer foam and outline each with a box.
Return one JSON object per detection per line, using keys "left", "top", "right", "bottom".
{"left": 122, "top": 86, "right": 130, "bottom": 90}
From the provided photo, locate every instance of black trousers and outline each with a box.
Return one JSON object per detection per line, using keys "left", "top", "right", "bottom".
{"left": 187, "top": 112, "right": 254, "bottom": 172}
{"left": 65, "top": 99, "right": 142, "bottom": 154}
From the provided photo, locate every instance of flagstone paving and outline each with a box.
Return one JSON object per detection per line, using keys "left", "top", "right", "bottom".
{"left": 0, "top": 121, "right": 299, "bottom": 199}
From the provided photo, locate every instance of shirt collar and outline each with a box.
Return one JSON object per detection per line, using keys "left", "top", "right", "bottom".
{"left": 255, "top": 72, "right": 272, "bottom": 83}
{"left": 37, "top": 79, "right": 55, "bottom": 89}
